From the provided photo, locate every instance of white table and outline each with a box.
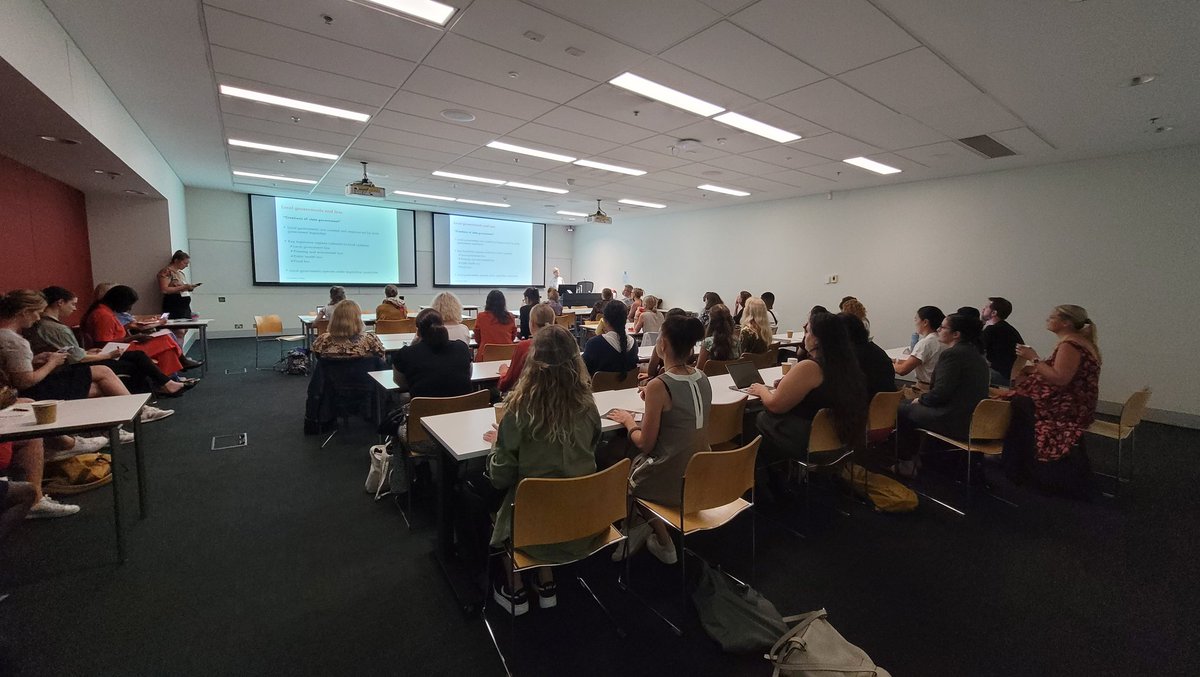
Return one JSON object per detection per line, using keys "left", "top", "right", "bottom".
{"left": 299, "top": 313, "right": 378, "bottom": 348}
{"left": 368, "top": 361, "right": 508, "bottom": 433}
{"left": 165, "top": 318, "right": 212, "bottom": 373}
{"left": 377, "top": 334, "right": 479, "bottom": 353}
{"left": 0, "top": 394, "right": 151, "bottom": 562}
{"left": 419, "top": 305, "right": 480, "bottom": 317}
{"left": 772, "top": 332, "right": 804, "bottom": 346}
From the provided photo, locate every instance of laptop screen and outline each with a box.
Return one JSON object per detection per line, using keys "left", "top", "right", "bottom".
{"left": 726, "top": 361, "right": 764, "bottom": 389}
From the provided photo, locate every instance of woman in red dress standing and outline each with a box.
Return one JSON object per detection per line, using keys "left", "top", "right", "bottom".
{"left": 83, "top": 285, "right": 185, "bottom": 377}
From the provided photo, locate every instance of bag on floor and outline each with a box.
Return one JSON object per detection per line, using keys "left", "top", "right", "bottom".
{"left": 42, "top": 453, "right": 112, "bottom": 495}
{"left": 692, "top": 559, "right": 788, "bottom": 653}
{"left": 283, "top": 348, "right": 309, "bottom": 375}
{"left": 766, "top": 608, "right": 891, "bottom": 677}
{"left": 839, "top": 463, "right": 918, "bottom": 513}
{"left": 365, "top": 444, "right": 391, "bottom": 498}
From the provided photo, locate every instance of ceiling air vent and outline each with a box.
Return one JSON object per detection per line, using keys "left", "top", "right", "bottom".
{"left": 957, "top": 134, "right": 1017, "bottom": 159}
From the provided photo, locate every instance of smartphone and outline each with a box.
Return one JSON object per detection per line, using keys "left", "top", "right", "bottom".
{"left": 57, "top": 347, "right": 72, "bottom": 353}
{"left": 159, "top": 312, "right": 170, "bottom": 320}
{"left": 193, "top": 282, "right": 203, "bottom": 287}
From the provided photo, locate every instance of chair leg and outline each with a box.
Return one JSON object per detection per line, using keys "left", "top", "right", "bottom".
{"left": 321, "top": 428, "right": 337, "bottom": 448}
{"left": 480, "top": 552, "right": 513, "bottom": 677}
{"left": 577, "top": 576, "right": 627, "bottom": 638}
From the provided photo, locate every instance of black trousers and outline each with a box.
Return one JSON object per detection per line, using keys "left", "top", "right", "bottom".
{"left": 98, "top": 351, "right": 170, "bottom": 393}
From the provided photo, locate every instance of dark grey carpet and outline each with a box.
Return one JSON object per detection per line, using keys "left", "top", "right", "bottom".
{"left": 1, "top": 338, "right": 1197, "bottom": 676}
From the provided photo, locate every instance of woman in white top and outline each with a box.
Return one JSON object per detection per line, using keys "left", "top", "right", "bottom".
{"left": 632, "top": 295, "right": 665, "bottom": 334}
{"left": 894, "top": 305, "right": 947, "bottom": 384}
{"left": 430, "top": 291, "right": 471, "bottom": 344}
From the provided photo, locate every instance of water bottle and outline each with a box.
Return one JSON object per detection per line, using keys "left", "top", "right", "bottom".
{"left": 910, "top": 332, "right": 919, "bottom": 350}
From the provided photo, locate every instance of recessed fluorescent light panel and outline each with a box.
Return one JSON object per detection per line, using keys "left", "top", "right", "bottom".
{"left": 351, "top": 0, "right": 456, "bottom": 25}
{"left": 228, "top": 139, "right": 338, "bottom": 160}
{"left": 456, "top": 198, "right": 510, "bottom": 207}
{"left": 712, "top": 112, "right": 801, "bottom": 143}
{"left": 486, "top": 141, "right": 575, "bottom": 163}
{"left": 572, "top": 159, "right": 647, "bottom": 176}
{"left": 843, "top": 157, "right": 902, "bottom": 175}
{"left": 233, "top": 170, "right": 318, "bottom": 185}
{"left": 698, "top": 184, "right": 751, "bottom": 197}
{"left": 504, "top": 181, "right": 569, "bottom": 194}
{"left": 609, "top": 73, "right": 725, "bottom": 117}
{"left": 618, "top": 199, "right": 666, "bottom": 209}
{"left": 556, "top": 211, "right": 588, "bottom": 217}
{"left": 219, "top": 85, "right": 369, "bottom": 122}
{"left": 431, "top": 171, "right": 506, "bottom": 185}
{"left": 393, "top": 190, "right": 456, "bottom": 201}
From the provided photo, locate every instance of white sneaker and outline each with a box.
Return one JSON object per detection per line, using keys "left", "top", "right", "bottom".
{"left": 73, "top": 435, "right": 109, "bottom": 454}
{"left": 118, "top": 428, "right": 135, "bottom": 445}
{"left": 612, "top": 521, "right": 652, "bottom": 562}
{"left": 646, "top": 532, "right": 678, "bottom": 565}
{"left": 26, "top": 495, "right": 81, "bottom": 520}
{"left": 139, "top": 406, "right": 175, "bottom": 423}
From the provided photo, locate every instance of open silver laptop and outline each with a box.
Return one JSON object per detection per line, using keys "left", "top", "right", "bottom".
{"left": 726, "top": 360, "right": 766, "bottom": 393}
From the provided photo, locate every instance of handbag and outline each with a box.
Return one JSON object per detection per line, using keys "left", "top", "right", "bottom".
{"left": 365, "top": 443, "right": 399, "bottom": 500}
{"left": 692, "top": 559, "right": 788, "bottom": 653}
{"left": 766, "top": 609, "right": 891, "bottom": 677}
{"left": 839, "top": 463, "right": 918, "bottom": 513}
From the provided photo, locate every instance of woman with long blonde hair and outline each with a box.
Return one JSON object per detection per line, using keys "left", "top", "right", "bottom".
{"left": 484, "top": 324, "right": 603, "bottom": 616}
{"left": 739, "top": 297, "right": 774, "bottom": 354}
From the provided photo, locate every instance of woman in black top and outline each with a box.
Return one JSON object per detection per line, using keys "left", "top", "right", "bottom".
{"left": 582, "top": 300, "right": 638, "bottom": 376}
{"left": 518, "top": 287, "right": 540, "bottom": 339}
{"left": 837, "top": 312, "right": 895, "bottom": 398}
{"left": 392, "top": 309, "right": 471, "bottom": 398}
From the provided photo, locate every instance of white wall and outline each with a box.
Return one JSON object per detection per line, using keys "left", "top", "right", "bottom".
{"left": 86, "top": 196, "right": 174, "bottom": 313}
{"left": 184, "top": 188, "right": 574, "bottom": 336}
{"left": 573, "top": 144, "right": 1200, "bottom": 423}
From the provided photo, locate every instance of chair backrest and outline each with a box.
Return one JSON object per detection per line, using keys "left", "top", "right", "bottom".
{"left": 314, "top": 319, "right": 330, "bottom": 336}
{"left": 254, "top": 314, "right": 284, "bottom": 336}
{"left": 512, "top": 458, "right": 630, "bottom": 549}
{"left": 1120, "top": 388, "right": 1153, "bottom": 428}
{"left": 578, "top": 281, "right": 595, "bottom": 293}
{"left": 476, "top": 343, "right": 517, "bottom": 362}
{"left": 706, "top": 398, "right": 746, "bottom": 449}
{"left": 406, "top": 390, "right": 491, "bottom": 445}
{"left": 591, "top": 370, "right": 639, "bottom": 392}
{"left": 682, "top": 437, "right": 760, "bottom": 515}
{"left": 702, "top": 358, "right": 741, "bottom": 377}
{"left": 317, "top": 356, "right": 384, "bottom": 416}
{"left": 808, "top": 409, "right": 846, "bottom": 454}
{"left": 640, "top": 331, "right": 659, "bottom": 347}
{"left": 459, "top": 317, "right": 476, "bottom": 332}
{"left": 868, "top": 390, "right": 904, "bottom": 432}
{"left": 968, "top": 399, "right": 1012, "bottom": 440}
{"left": 555, "top": 313, "right": 575, "bottom": 330}
{"left": 746, "top": 347, "right": 778, "bottom": 369}
{"left": 375, "top": 318, "right": 415, "bottom": 334}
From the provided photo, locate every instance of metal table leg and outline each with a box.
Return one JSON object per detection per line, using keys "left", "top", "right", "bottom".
{"left": 109, "top": 424, "right": 126, "bottom": 564}
{"left": 134, "top": 413, "right": 147, "bottom": 518}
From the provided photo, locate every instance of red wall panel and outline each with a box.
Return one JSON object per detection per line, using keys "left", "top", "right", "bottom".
{"left": 0, "top": 155, "right": 94, "bottom": 319}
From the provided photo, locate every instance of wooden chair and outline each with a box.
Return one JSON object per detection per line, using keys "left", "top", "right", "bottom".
{"left": 253, "top": 314, "right": 304, "bottom": 369}
{"left": 476, "top": 343, "right": 517, "bottom": 363}
{"left": 701, "top": 358, "right": 745, "bottom": 377}
{"left": 918, "top": 399, "right": 1012, "bottom": 514}
{"left": 395, "top": 391, "right": 491, "bottom": 524}
{"left": 1086, "top": 387, "right": 1151, "bottom": 493}
{"left": 591, "top": 371, "right": 639, "bottom": 392}
{"left": 625, "top": 437, "right": 760, "bottom": 635}
{"left": 706, "top": 398, "right": 747, "bottom": 450}
{"left": 374, "top": 318, "right": 415, "bottom": 334}
{"left": 867, "top": 390, "right": 905, "bottom": 449}
{"left": 461, "top": 317, "right": 476, "bottom": 332}
{"left": 484, "top": 459, "right": 632, "bottom": 673}
{"left": 555, "top": 313, "right": 575, "bottom": 330}
{"left": 745, "top": 347, "right": 778, "bottom": 369}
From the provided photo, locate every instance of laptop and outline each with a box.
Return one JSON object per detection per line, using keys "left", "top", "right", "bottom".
{"left": 726, "top": 360, "right": 766, "bottom": 393}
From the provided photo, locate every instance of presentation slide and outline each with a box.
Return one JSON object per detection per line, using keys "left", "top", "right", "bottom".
{"left": 433, "top": 214, "right": 546, "bottom": 287}
{"left": 250, "top": 195, "right": 416, "bottom": 286}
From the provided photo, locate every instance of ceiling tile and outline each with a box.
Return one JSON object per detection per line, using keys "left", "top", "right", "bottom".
{"left": 438, "top": 157, "right": 544, "bottom": 179}
{"left": 351, "top": 137, "right": 462, "bottom": 165}
{"left": 787, "top": 132, "right": 881, "bottom": 161}
{"left": 704, "top": 154, "right": 792, "bottom": 177}
{"left": 222, "top": 113, "right": 358, "bottom": 148}
{"left": 210, "top": 47, "right": 395, "bottom": 107}
{"left": 509, "top": 122, "right": 621, "bottom": 155}
{"left": 730, "top": 0, "right": 919, "bottom": 74}
{"left": 769, "top": 79, "right": 946, "bottom": 150}
{"left": 383, "top": 91, "right": 527, "bottom": 135}
{"left": 661, "top": 21, "right": 824, "bottom": 99}
{"left": 370, "top": 109, "right": 498, "bottom": 146}
{"left": 761, "top": 169, "right": 836, "bottom": 189}
{"left": 402, "top": 66, "right": 559, "bottom": 120}
{"left": 228, "top": 149, "right": 332, "bottom": 174}
{"left": 907, "top": 94, "right": 1025, "bottom": 140}
{"left": 696, "top": 0, "right": 757, "bottom": 13}
{"left": 669, "top": 163, "right": 751, "bottom": 183}
{"left": 219, "top": 94, "right": 367, "bottom": 137}
{"left": 523, "top": 0, "right": 722, "bottom": 54}
{"left": 423, "top": 34, "right": 598, "bottom": 104}
{"left": 644, "top": 170, "right": 709, "bottom": 187}
{"left": 626, "top": 58, "right": 757, "bottom": 112}
{"left": 467, "top": 146, "right": 570, "bottom": 172}
{"left": 631, "top": 135, "right": 729, "bottom": 163}
{"left": 895, "top": 141, "right": 988, "bottom": 169}
{"left": 663, "top": 119, "right": 777, "bottom": 154}
{"left": 990, "top": 127, "right": 1056, "bottom": 156}
{"left": 534, "top": 106, "right": 656, "bottom": 145}
{"left": 742, "top": 145, "right": 829, "bottom": 169}
{"left": 585, "top": 145, "right": 690, "bottom": 170}
{"left": 360, "top": 125, "right": 479, "bottom": 156}
{"left": 564, "top": 86, "right": 703, "bottom": 133}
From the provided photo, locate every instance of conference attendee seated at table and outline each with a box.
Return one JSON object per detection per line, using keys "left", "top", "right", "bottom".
{"left": 731, "top": 290, "right": 752, "bottom": 324}
{"left": 1, "top": 475, "right": 37, "bottom": 536}
{"left": 620, "top": 284, "right": 635, "bottom": 307}
{"left": 838, "top": 312, "right": 894, "bottom": 398}
{"left": 475, "top": 290, "right": 518, "bottom": 361}
{"left": 998, "top": 305, "right": 1100, "bottom": 495}
{"left": 632, "top": 295, "right": 665, "bottom": 334}
{"left": 483, "top": 324, "right": 604, "bottom": 615}
{"left": 841, "top": 298, "right": 871, "bottom": 340}
{"left": 315, "top": 285, "right": 346, "bottom": 321}
{"left": 749, "top": 312, "right": 866, "bottom": 490}
{"left": 894, "top": 306, "right": 947, "bottom": 385}
{"left": 981, "top": 297, "right": 1023, "bottom": 386}
{"left": 696, "top": 303, "right": 741, "bottom": 370}
{"left": 0, "top": 380, "right": 83, "bottom": 520}
{"left": 82, "top": 285, "right": 189, "bottom": 378}
{"left": 311, "top": 300, "right": 384, "bottom": 359}
{"left": 607, "top": 315, "right": 710, "bottom": 564}
{"left": 789, "top": 305, "right": 830, "bottom": 362}
{"left": 590, "top": 287, "right": 614, "bottom": 321}
{"left": 625, "top": 287, "right": 645, "bottom": 322}
{"left": 518, "top": 287, "right": 540, "bottom": 339}
{"left": 545, "top": 287, "right": 563, "bottom": 315}
{"left": 375, "top": 285, "right": 408, "bottom": 320}
{"left": 895, "top": 313, "right": 991, "bottom": 468}
{"left": 642, "top": 308, "right": 687, "bottom": 381}
{"left": 431, "top": 291, "right": 471, "bottom": 345}
{"left": 497, "top": 304, "right": 555, "bottom": 392}
{"left": 582, "top": 301, "right": 637, "bottom": 376}
{"left": 699, "top": 291, "right": 723, "bottom": 327}
{"left": 738, "top": 297, "right": 774, "bottom": 355}
{"left": 391, "top": 309, "right": 471, "bottom": 398}
{"left": 761, "top": 291, "right": 779, "bottom": 331}
{"left": 30, "top": 286, "right": 190, "bottom": 397}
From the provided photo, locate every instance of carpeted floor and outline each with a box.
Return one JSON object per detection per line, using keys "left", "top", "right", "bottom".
{"left": 1, "top": 338, "right": 1197, "bottom": 676}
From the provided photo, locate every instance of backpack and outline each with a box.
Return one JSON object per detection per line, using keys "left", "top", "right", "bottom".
{"left": 282, "top": 348, "right": 309, "bottom": 375}
{"left": 839, "top": 463, "right": 918, "bottom": 513}
{"left": 42, "top": 453, "right": 113, "bottom": 495}
{"left": 692, "top": 559, "right": 788, "bottom": 653}
{"left": 766, "top": 608, "right": 891, "bottom": 677}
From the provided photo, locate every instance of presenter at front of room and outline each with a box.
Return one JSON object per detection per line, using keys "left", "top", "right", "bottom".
{"left": 551, "top": 267, "right": 564, "bottom": 289}
{"left": 159, "top": 250, "right": 199, "bottom": 339}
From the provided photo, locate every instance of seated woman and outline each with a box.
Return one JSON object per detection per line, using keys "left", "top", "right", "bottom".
{"left": 0, "top": 290, "right": 172, "bottom": 421}
{"left": 999, "top": 305, "right": 1101, "bottom": 495}
{"left": 625, "top": 287, "right": 644, "bottom": 322}
{"left": 841, "top": 298, "right": 872, "bottom": 340}
{"left": 375, "top": 285, "right": 408, "bottom": 320}
{"left": 475, "top": 290, "right": 517, "bottom": 360}
{"left": 498, "top": 304, "right": 555, "bottom": 392}
{"left": 738, "top": 297, "right": 774, "bottom": 355}
{"left": 431, "top": 291, "right": 471, "bottom": 345}
{"left": 632, "top": 295, "right": 665, "bottom": 334}
{"left": 392, "top": 309, "right": 471, "bottom": 398}
{"left": 590, "top": 288, "right": 614, "bottom": 321}
{"left": 642, "top": 308, "right": 687, "bottom": 381}
{"left": 315, "top": 285, "right": 346, "bottom": 321}
{"left": 484, "top": 325, "right": 604, "bottom": 615}
{"left": 749, "top": 312, "right": 866, "bottom": 489}
{"left": 30, "top": 286, "right": 190, "bottom": 397}
{"left": 837, "top": 312, "right": 894, "bottom": 398}
{"left": 311, "top": 300, "right": 384, "bottom": 360}
{"left": 699, "top": 291, "right": 723, "bottom": 327}
{"left": 518, "top": 287, "right": 540, "bottom": 339}
{"left": 607, "top": 316, "right": 710, "bottom": 564}
{"left": 696, "top": 303, "right": 741, "bottom": 370}
{"left": 895, "top": 313, "right": 991, "bottom": 464}
{"left": 82, "top": 285, "right": 187, "bottom": 378}
{"left": 545, "top": 287, "right": 563, "bottom": 315}
{"left": 732, "top": 290, "right": 752, "bottom": 324}
{"left": 582, "top": 300, "right": 637, "bottom": 376}
{"left": 894, "top": 306, "right": 947, "bottom": 385}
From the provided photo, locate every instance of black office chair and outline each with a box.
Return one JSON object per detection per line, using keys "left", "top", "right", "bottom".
{"left": 577, "top": 280, "right": 594, "bottom": 293}
{"left": 311, "top": 355, "right": 385, "bottom": 447}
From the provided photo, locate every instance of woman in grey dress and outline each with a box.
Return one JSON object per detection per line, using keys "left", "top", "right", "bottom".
{"left": 606, "top": 315, "right": 711, "bottom": 565}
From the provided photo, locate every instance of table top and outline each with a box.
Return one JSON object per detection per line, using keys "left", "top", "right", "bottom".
{"left": 164, "top": 318, "right": 212, "bottom": 327}
{"left": 377, "top": 334, "right": 479, "bottom": 352}
{"left": 299, "top": 313, "right": 378, "bottom": 325}
{"left": 0, "top": 394, "right": 151, "bottom": 441}
{"left": 369, "top": 361, "right": 507, "bottom": 390}
{"left": 772, "top": 332, "right": 803, "bottom": 346}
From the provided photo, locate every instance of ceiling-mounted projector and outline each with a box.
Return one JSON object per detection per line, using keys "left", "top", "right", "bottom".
{"left": 586, "top": 199, "right": 612, "bottom": 224}
{"left": 346, "top": 161, "right": 386, "bottom": 198}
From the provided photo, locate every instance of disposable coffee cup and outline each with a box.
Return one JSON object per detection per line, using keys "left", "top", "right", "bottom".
{"left": 494, "top": 402, "right": 506, "bottom": 424}
{"left": 32, "top": 400, "right": 58, "bottom": 425}
{"left": 786, "top": 330, "right": 794, "bottom": 338}
{"left": 781, "top": 363, "right": 792, "bottom": 375}
{"left": 787, "top": 358, "right": 798, "bottom": 365}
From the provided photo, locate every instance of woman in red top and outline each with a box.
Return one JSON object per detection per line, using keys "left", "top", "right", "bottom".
{"left": 474, "top": 290, "right": 518, "bottom": 362}
{"left": 83, "top": 286, "right": 184, "bottom": 377}
{"left": 498, "top": 304, "right": 554, "bottom": 391}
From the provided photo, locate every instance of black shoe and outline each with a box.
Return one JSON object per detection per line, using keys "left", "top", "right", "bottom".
{"left": 181, "top": 358, "right": 204, "bottom": 371}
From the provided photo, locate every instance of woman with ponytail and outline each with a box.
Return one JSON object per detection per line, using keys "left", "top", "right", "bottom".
{"left": 582, "top": 300, "right": 637, "bottom": 376}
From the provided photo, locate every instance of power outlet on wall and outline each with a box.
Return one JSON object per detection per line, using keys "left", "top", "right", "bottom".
{"left": 233, "top": 323, "right": 244, "bottom": 329}
{"left": 218, "top": 296, "right": 226, "bottom": 302}
{"left": 826, "top": 274, "right": 839, "bottom": 284}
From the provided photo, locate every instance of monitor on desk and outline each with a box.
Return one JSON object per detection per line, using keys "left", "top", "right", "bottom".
{"left": 561, "top": 291, "right": 601, "bottom": 309}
